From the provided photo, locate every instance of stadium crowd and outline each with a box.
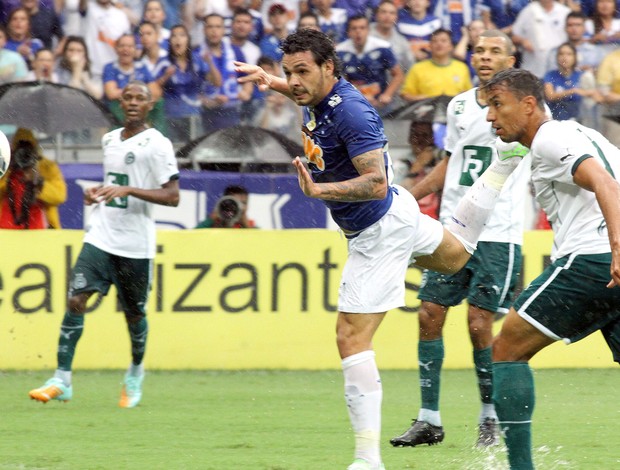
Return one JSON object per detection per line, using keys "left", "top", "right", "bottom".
{"left": 1, "top": 0, "right": 619, "bottom": 148}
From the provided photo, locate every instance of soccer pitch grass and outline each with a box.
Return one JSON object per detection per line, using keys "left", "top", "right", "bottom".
{"left": 1, "top": 369, "right": 617, "bottom": 470}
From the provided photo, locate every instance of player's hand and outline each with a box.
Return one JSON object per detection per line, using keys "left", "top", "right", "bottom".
{"left": 608, "top": 253, "right": 620, "bottom": 287}
{"left": 292, "top": 157, "right": 318, "bottom": 198}
{"left": 94, "top": 185, "right": 131, "bottom": 203}
{"left": 234, "top": 61, "right": 272, "bottom": 92}
{"left": 84, "top": 186, "right": 102, "bottom": 205}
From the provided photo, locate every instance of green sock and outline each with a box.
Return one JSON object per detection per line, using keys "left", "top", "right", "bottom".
{"left": 418, "top": 339, "right": 444, "bottom": 411}
{"left": 474, "top": 347, "right": 493, "bottom": 405}
{"left": 493, "top": 362, "right": 535, "bottom": 470}
{"left": 57, "top": 312, "right": 84, "bottom": 371}
{"left": 127, "top": 317, "right": 148, "bottom": 366}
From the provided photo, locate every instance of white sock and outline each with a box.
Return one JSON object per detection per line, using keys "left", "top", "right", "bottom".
{"left": 129, "top": 362, "right": 144, "bottom": 377}
{"left": 54, "top": 369, "right": 72, "bottom": 387}
{"left": 480, "top": 403, "right": 498, "bottom": 423}
{"left": 447, "top": 155, "right": 524, "bottom": 253}
{"left": 342, "top": 350, "right": 382, "bottom": 465}
{"left": 418, "top": 408, "right": 442, "bottom": 427}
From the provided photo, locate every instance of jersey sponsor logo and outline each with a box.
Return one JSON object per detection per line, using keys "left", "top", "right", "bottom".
{"left": 328, "top": 94, "right": 342, "bottom": 108}
{"left": 454, "top": 100, "right": 465, "bottom": 114}
{"left": 301, "top": 129, "right": 325, "bottom": 171}
{"left": 125, "top": 152, "right": 136, "bottom": 164}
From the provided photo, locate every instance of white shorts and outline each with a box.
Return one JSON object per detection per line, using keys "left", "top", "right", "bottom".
{"left": 338, "top": 186, "right": 444, "bottom": 313}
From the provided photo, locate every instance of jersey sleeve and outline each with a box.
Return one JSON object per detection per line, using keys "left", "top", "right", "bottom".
{"left": 443, "top": 96, "right": 460, "bottom": 155}
{"left": 336, "top": 100, "right": 386, "bottom": 159}
{"left": 533, "top": 130, "right": 594, "bottom": 184}
{"left": 150, "top": 134, "right": 179, "bottom": 186}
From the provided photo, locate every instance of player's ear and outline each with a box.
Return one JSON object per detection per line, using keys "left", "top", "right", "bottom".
{"left": 324, "top": 59, "right": 335, "bottom": 76}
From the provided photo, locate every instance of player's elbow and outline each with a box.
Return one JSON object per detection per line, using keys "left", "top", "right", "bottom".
{"left": 373, "top": 177, "right": 389, "bottom": 200}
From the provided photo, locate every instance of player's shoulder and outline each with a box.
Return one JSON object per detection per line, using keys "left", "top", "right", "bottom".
{"left": 448, "top": 87, "right": 479, "bottom": 113}
{"left": 102, "top": 127, "right": 122, "bottom": 147}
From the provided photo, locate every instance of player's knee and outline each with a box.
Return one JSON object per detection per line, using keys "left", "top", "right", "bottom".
{"left": 124, "top": 308, "right": 145, "bottom": 324}
{"left": 418, "top": 305, "right": 444, "bottom": 338}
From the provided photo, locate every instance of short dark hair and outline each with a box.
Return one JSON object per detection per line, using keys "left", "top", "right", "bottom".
{"left": 479, "top": 29, "right": 515, "bottom": 56}
{"left": 281, "top": 28, "right": 342, "bottom": 77}
{"left": 566, "top": 11, "right": 587, "bottom": 22}
{"left": 430, "top": 28, "right": 452, "bottom": 41}
{"left": 257, "top": 55, "right": 277, "bottom": 68}
{"left": 346, "top": 14, "right": 369, "bottom": 32}
{"left": 232, "top": 8, "right": 252, "bottom": 20}
{"left": 482, "top": 69, "right": 546, "bottom": 110}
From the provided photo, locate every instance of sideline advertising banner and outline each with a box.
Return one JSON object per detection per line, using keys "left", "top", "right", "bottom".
{"left": 0, "top": 229, "right": 614, "bottom": 370}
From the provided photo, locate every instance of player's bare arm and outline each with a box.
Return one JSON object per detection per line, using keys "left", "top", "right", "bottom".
{"left": 407, "top": 156, "right": 449, "bottom": 200}
{"left": 234, "top": 61, "right": 293, "bottom": 98}
{"left": 95, "top": 179, "right": 180, "bottom": 207}
{"left": 573, "top": 157, "right": 620, "bottom": 287}
{"left": 292, "top": 149, "right": 387, "bottom": 201}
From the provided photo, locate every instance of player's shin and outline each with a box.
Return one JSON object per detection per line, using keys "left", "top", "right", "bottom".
{"left": 447, "top": 148, "right": 526, "bottom": 253}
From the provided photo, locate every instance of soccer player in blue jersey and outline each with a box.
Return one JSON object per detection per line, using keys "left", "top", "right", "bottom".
{"left": 235, "top": 29, "right": 525, "bottom": 470}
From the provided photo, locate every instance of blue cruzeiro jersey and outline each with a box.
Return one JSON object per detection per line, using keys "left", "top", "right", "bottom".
{"left": 302, "top": 78, "right": 394, "bottom": 232}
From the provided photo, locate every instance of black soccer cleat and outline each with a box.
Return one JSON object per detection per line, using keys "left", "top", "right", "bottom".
{"left": 390, "top": 419, "right": 445, "bottom": 447}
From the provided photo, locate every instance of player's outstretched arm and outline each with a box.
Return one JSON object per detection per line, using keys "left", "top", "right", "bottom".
{"left": 292, "top": 149, "right": 388, "bottom": 202}
{"left": 234, "top": 61, "right": 293, "bottom": 99}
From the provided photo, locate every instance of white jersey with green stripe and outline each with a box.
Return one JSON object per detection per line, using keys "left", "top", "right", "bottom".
{"left": 84, "top": 127, "right": 179, "bottom": 259}
{"left": 441, "top": 87, "right": 530, "bottom": 244}
{"left": 530, "top": 120, "right": 620, "bottom": 260}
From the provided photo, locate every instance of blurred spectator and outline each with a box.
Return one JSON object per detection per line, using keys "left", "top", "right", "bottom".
{"left": 548, "top": 12, "right": 604, "bottom": 71}
{"left": 138, "top": 21, "right": 169, "bottom": 74}
{"left": 26, "top": 48, "right": 59, "bottom": 82}
{"left": 0, "top": 25, "right": 29, "bottom": 85}
{"left": 199, "top": 14, "right": 253, "bottom": 134}
{"left": 141, "top": 0, "right": 172, "bottom": 52}
{"left": 57, "top": 35, "right": 103, "bottom": 100}
{"left": 596, "top": 46, "right": 620, "bottom": 146}
{"left": 54, "top": 0, "right": 87, "bottom": 37}
{"left": 453, "top": 19, "right": 486, "bottom": 83}
{"left": 260, "top": 0, "right": 308, "bottom": 33}
{"left": 401, "top": 28, "right": 471, "bottom": 101}
{"left": 396, "top": 0, "right": 442, "bottom": 61}
{"left": 586, "top": 0, "right": 620, "bottom": 56}
{"left": 160, "top": 0, "right": 188, "bottom": 29}
{"left": 547, "top": 11, "right": 605, "bottom": 129}
{"left": 297, "top": 11, "right": 321, "bottom": 30}
{"left": 543, "top": 43, "right": 600, "bottom": 120}
{"left": 231, "top": 8, "right": 262, "bottom": 65}
{"left": 161, "top": 24, "right": 221, "bottom": 142}
{"left": 401, "top": 29, "right": 470, "bottom": 177}
{"left": 196, "top": 185, "right": 256, "bottom": 228}
{"left": 436, "top": 0, "right": 478, "bottom": 45}
{"left": 82, "top": 0, "right": 132, "bottom": 80}
{"left": 103, "top": 34, "right": 166, "bottom": 133}
{"left": 20, "top": 0, "right": 64, "bottom": 52}
{"left": 204, "top": 0, "right": 265, "bottom": 44}
{"left": 0, "top": 128, "right": 67, "bottom": 229}
{"left": 255, "top": 57, "right": 302, "bottom": 133}
{"left": 183, "top": 0, "right": 209, "bottom": 47}
{"left": 511, "top": 0, "right": 570, "bottom": 78}
{"left": 478, "top": 0, "right": 529, "bottom": 34}
{"left": 259, "top": 3, "right": 290, "bottom": 61}
{"left": 5, "top": 7, "right": 45, "bottom": 68}
{"left": 337, "top": 15, "right": 404, "bottom": 116}
{"left": 370, "top": 0, "right": 415, "bottom": 74}
{"left": 311, "top": 0, "right": 349, "bottom": 43}
{"left": 334, "top": 0, "right": 380, "bottom": 17}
